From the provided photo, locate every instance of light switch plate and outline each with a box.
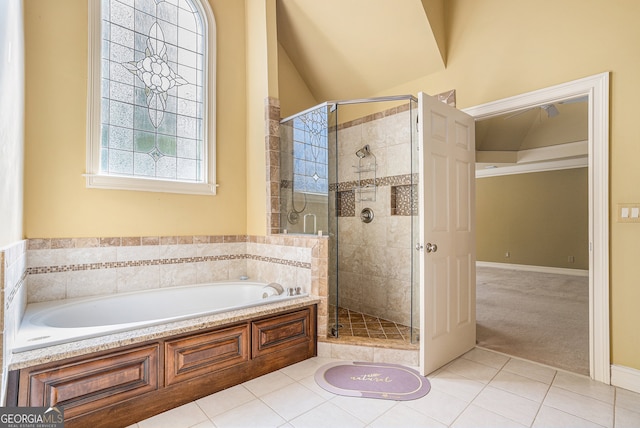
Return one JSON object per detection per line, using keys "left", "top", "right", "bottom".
{"left": 618, "top": 203, "right": 640, "bottom": 223}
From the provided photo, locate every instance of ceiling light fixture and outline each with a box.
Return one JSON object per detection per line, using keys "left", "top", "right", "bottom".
{"left": 541, "top": 104, "right": 560, "bottom": 118}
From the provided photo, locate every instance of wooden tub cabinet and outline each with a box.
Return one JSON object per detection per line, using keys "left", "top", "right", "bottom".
{"left": 7, "top": 305, "right": 317, "bottom": 428}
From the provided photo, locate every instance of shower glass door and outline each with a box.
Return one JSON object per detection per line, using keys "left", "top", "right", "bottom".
{"left": 280, "top": 96, "right": 419, "bottom": 344}
{"left": 331, "top": 97, "right": 418, "bottom": 343}
{"left": 279, "top": 104, "right": 331, "bottom": 236}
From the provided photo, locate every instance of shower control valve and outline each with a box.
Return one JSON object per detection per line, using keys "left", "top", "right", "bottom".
{"left": 360, "top": 208, "right": 374, "bottom": 223}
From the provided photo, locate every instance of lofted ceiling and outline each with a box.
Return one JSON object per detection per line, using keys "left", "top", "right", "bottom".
{"left": 275, "top": 2, "right": 588, "bottom": 161}
{"left": 276, "top": 0, "right": 446, "bottom": 102}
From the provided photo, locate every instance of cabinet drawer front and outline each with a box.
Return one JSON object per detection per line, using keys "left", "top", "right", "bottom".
{"left": 21, "top": 345, "right": 159, "bottom": 419}
{"left": 165, "top": 324, "right": 249, "bottom": 385}
{"left": 252, "top": 308, "right": 311, "bottom": 358}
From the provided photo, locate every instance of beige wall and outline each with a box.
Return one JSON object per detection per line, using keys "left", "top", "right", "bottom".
{"left": 477, "top": 168, "right": 588, "bottom": 270}
{"left": 23, "top": 0, "right": 248, "bottom": 238}
{"left": 245, "top": 0, "right": 279, "bottom": 236}
{"left": 277, "top": 43, "right": 317, "bottom": 119}
{"left": 0, "top": 0, "right": 24, "bottom": 247}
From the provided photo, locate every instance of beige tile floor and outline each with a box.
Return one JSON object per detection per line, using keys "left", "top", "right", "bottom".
{"left": 128, "top": 348, "right": 640, "bottom": 428}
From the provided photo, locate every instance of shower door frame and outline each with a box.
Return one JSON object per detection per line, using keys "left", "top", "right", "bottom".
{"left": 328, "top": 95, "right": 420, "bottom": 342}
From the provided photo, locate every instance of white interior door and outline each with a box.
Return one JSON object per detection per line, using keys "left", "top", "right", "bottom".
{"left": 418, "top": 92, "right": 476, "bottom": 375}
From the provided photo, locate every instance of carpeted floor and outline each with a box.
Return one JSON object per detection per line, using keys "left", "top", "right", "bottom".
{"left": 476, "top": 265, "right": 589, "bottom": 375}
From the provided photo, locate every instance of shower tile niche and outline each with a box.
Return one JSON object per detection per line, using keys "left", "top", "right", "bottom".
{"left": 391, "top": 184, "right": 418, "bottom": 216}
{"left": 336, "top": 190, "right": 355, "bottom": 217}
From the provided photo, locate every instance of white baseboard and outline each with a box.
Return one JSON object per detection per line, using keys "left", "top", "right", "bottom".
{"left": 476, "top": 261, "right": 589, "bottom": 277}
{"left": 611, "top": 365, "right": 640, "bottom": 394}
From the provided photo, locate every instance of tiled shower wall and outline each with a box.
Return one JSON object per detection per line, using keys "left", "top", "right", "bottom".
{"left": 332, "top": 103, "right": 417, "bottom": 326}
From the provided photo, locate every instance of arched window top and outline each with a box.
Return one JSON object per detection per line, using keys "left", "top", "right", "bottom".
{"left": 86, "top": 0, "right": 217, "bottom": 195}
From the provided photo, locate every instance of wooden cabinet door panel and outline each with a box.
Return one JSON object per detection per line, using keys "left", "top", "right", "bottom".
{"left": 252, "top": 308, "right": 311, "bottom": 358}
{"left": 21, "top": 344, "right": 159, "bottom": 419}
{"left": 165, "top": 324, "right": 249, "bottom": 385}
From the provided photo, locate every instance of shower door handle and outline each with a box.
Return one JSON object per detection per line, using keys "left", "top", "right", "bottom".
{"left": 425, "top": 243, "right": 438, "bottom": 253}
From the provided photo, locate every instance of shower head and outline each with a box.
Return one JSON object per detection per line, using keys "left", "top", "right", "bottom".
{"left": 355, "top": 145, "right": 370, "bottom": 158}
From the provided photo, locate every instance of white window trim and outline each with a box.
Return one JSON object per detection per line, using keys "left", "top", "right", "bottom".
{"left": 86, "top": 0, "right": 217, "bottom": 195}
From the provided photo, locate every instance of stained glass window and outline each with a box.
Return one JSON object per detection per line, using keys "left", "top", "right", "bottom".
{"left": 292, "top": 107, "right": 328, "bottom": 194}
{"left": 87, "top": 0, "right": 216, "bottom": 194}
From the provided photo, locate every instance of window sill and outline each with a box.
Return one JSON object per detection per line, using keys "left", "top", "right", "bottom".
{"left": 85, "top": 174, "right": 217, "bottom": 195}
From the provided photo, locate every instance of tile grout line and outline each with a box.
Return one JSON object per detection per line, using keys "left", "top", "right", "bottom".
{"left": 526, "top": 369, "right": 557, "bottom": 428}
{"left": 444, "top": 354, "right": 505, "bottom": 428}
{"left": 456, "top": 354, "right": 535, "bottom": 427}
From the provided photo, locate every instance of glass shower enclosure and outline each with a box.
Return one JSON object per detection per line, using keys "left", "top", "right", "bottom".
{"left": 279, "top": 96, "right": 420, "bottom": 345}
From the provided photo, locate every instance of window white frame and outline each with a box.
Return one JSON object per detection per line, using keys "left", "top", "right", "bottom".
{"left": 86, "top": 0, "right": 217, "bottom": 195}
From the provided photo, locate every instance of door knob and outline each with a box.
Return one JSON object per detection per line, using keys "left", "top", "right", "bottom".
{"left": 425, "top": 243, "right": 438, "bottom": 253}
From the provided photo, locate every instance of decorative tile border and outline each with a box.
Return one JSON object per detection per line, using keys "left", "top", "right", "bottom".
{"left": 330, "top": 173, "right": 418, "bottom": 192}
{"left": 27, "top": 235, "right": 249, "bottom": 250}
{"left": 2, "top": 240, "right": 28, "bottom": 323}
{"left": 248, "top": 254, "right": 311, "bottom": 269}
{"left": 28, "top": 231, "right": 319, "bottom": 258}
{"left": 26, "top": 236, "right": 315, "bottom": 276}
{"left": 5, "top": 271, "right": 26, "bottom": 310}
{"left": 26, "top": 254, "right": 311, "bottom": 276}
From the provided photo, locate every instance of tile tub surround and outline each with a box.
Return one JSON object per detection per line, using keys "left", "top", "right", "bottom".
{"left": 7, "top": 234, "right": 329, "bottom": 371}
{"left": 1, "top": 240, "right": 27, "bottom": 404}
{"left": 25, "top": 235, "right": 325, "bottom": 304}
{"left": 7, "top": 233, "right": 327, "bottom": 368}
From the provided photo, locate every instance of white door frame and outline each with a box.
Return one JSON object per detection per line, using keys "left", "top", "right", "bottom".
{"left": 463, "top": 72, "right": 610, "bottom": 383}
{"left": 418, "top": 93, "right": 477, "bottom": 375}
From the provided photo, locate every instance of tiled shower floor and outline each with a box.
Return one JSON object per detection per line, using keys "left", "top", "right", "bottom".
{"left": 329, "top": 306, "right": 416, "bottom": 344}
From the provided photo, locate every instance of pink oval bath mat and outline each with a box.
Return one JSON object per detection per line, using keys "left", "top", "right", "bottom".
{"left": 314, "top": 361, "right": 431, "bottom": 401}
